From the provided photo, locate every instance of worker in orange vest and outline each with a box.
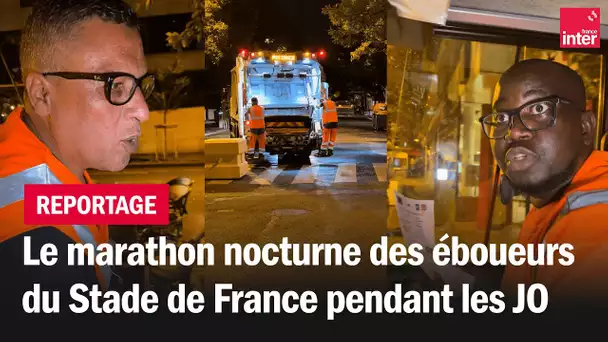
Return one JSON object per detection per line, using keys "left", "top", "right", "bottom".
{"left": 483, "top": 59, "right": 608, "bottom": 308}
{"left": 246, "top": 97, "right": 266, "bottom": 159}
{"left": 319, "top": 96, "right": 338, "bottom": 157}
{"left": 0, "top": 0, "right": 152, "bottom": 316}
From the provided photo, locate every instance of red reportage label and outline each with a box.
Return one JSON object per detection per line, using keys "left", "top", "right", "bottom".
{"left": 560, "top": 8, "right": 601, "bottom": 48}
{"left": 23, "top": 184, "right": 170, "bottom": 225}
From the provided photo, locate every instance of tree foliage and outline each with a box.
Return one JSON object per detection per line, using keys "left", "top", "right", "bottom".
{"left": 148, "top": 58, "right": 191, "bottom": 123}
{"left": 322, "top": 0, "right": 387, "bottom": 63}
{"left": 0, "top": 32, "right": 24, "bottom": 105}
{"left": 131, "top": 0, "right": 229, "bottom": 65}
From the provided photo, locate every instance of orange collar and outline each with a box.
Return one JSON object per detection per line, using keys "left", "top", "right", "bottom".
{"left": 565, "top": 150, "right": 608, "bottom": 192}
{"left": 520, "top": 150, "right": 608, "bottom": 243}
{"left": 0, "top": 106, "right": 89, "bottom": 184}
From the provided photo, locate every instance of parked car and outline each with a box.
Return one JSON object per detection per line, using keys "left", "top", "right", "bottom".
{"left": 335, "top": 100, "right": 355, "bottom": 117}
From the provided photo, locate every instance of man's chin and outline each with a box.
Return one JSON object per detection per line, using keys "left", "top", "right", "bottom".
{"left": 94, "top": 155, "right": 130, "bottom": 172}
{"left": 505, "top": 160, "right": 578, "bottom": 200}
{"left": 107, "top": 163, "right": 129, "bottom": 172}
{"left": 508, "top": 172, "right": 572, "bottom": 199}
{"left": 506, "top": 170, "right": 547, "bottom": 194}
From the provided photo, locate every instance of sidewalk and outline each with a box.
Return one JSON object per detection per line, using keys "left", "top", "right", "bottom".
{"left": 125, "top": 122, "right": 228, "bottom": 168}
{"left": 127, "top": 152, "right": 204, "bottom": 168}
{"left": 338, "top": 114, "right": 373, "bottom": 121}
{"left": 205, "top": 122, "right": 229, "bottom": 138}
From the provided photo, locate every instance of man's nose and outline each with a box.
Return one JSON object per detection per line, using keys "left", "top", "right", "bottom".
{"left": 505, "top": 115, "right": 533, "bottom": 142}
{"left": 126, "top": 88, "right": 150, "bottom": 122}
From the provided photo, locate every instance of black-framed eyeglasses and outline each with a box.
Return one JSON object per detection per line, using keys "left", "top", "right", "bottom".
{"left": 42, "top": 72, "right": 156, "bottom": 106}
{"left": 479, "top": 96, "right": 579, "bottom": 139}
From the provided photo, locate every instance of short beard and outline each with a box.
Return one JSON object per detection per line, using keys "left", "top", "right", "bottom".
{"left": 510, "top": 160, "right": 578, "bottom": 200}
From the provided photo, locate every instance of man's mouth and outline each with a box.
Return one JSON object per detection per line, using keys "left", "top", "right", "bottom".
{"left": 121, "top": 134, "right": 140, "bottom": 152}
{"left": 505, "top": 146, "right": 537, "bottom": 171}
{"left": 511, "top": 153, "right": 527, "bottom": 161}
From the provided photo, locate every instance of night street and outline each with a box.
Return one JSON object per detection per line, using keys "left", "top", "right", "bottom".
{"left": 206, "top": 118, "right": 386, "bottom": 189}
{"left": 88, "top": 165, "right": 205, "bottom": 243}
{"left": 205, "top": 118, "right": 389, "bottom": 289}
{"left": 88, "top": 164, "right": 207, "bottom": 290}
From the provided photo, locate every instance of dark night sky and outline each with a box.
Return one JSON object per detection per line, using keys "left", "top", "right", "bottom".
{"left": 252, "top": 0, "right": 337, "bottom": 51}
{"left": 211, "top": 0, "right": 385, "bottom": 103}
{"left": 1, "top": 0, "right": 386, "bottom": 106}
{"left": 218, "top": 0, "right": 339, "bottom": 55}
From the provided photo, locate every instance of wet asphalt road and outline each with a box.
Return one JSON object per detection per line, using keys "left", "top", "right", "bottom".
{"left": 205, "top": 118, "right": 390, "bottom": 290}
{"left": 85, "top": 118, "right": 390, "bottom": 291}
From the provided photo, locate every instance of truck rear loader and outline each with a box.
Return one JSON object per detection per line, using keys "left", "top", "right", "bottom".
{"left": 228, "top": 50, "right": 329, "bottom": 158}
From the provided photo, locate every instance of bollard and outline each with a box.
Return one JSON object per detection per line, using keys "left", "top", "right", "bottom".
{"left": 205, "top": 138, "right": 249, "bottom": 179}
{"left": 387, "top": 179, "right": 399, "bottom": 206}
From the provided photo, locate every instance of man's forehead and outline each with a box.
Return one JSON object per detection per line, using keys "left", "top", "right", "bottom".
{"left": 63, "top": 18, "right": 146, "bottom": 75}
{"left": 492, "top": 75, "right": 554, "bottom": 109}
{"left": 88, "top": 53, "right": 147, "bottom": 75}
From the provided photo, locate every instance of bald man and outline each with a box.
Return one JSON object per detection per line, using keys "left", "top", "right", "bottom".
{"left": 482, "top": 58, "right": 608, "bottom": 307}
{"left": 0, "top": 0, "right": 153, "bottom": 316}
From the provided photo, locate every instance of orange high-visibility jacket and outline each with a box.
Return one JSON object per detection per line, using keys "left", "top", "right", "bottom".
{"left": 322, "top": 100, "right": 338, "bottom": 124}
{"left": 0, "top": 107, "right": 112, "bottom": 289}
{"left": 249, "top": 105, "right": 265, "bottom": 129}
{"left": 502, "top": 150, "right": 608, "bottom": 301}
{"left": 372, "top": 103, "right": 388, "bottom": 115}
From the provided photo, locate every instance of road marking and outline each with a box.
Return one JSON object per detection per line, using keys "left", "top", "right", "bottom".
{"left": 291, "top": 165, "right": 319, "bottom": 184}
{"left": 250, "top": 166, "right": 283, "bottom": 185}
{"left": 334, "top": 163, "right": 357, "bottom": 183}
{"left": 260, "top": 214, "right": 280, "bottom": 236}
{"left": 206, "top": 162, "right": 387, "bottom": 186}
{"left": 373, "top": 163, "right": 387, "bottom": 182}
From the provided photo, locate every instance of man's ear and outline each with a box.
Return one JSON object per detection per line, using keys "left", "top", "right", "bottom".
{"left": 581, "top": 110, "right": 596, "bottom": 146}
{"left": 25, "top": 72, "right": 53, "bottom": 118}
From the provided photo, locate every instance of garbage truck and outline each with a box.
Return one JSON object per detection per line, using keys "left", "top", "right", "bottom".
{"left": 228, "top": 49, "right": 328, "bottom": 157}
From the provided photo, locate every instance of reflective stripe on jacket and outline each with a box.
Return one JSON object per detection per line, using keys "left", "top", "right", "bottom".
{"left": 0, "top": 107, "right": 112, "bottom": 289}
{"left": 501, "top": 150, "right": 608, "bottom": 301}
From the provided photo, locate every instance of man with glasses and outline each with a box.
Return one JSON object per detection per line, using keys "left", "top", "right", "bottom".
{"left": 0, "top": 0, "right": 153, "bottom": 316}
{"left": 481, "top": 58, "right": 608, "bottom": 308}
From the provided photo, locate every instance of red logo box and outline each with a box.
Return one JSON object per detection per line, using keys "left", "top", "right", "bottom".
{"left": 560, "top": 8, "right": 601, "bottom": 48}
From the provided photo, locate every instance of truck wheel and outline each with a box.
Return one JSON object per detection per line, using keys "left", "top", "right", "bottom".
{"left": 299, "top": 150, "right": 312, "bottom": 164}
{"left": 277, "top": 153, "right": 287, "bottom": 164}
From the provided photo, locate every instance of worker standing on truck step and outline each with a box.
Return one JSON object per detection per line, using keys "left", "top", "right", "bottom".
{"left": 319, "top": 96, "right": 339, "bottom": 157}
{"left": 246, "top": 97, "right": 266, "bottom": 158}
